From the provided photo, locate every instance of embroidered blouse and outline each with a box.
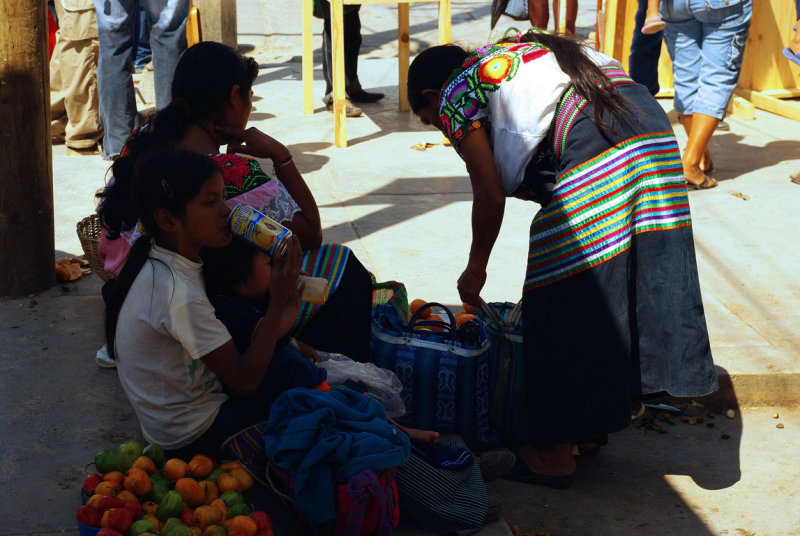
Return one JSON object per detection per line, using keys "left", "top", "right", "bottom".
{"left": 438, "top": 41, "right": 622, "bottom": 194}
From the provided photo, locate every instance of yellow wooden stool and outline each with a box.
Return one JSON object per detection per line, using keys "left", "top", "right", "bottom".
{"left": 302, "top": 0, "right": 452, "bottom": 147}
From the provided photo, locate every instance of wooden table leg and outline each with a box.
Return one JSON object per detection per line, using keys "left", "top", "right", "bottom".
{"left": 438, "top": 0, "right": 451, "bottom": 44}
{"left": 398, "top": 2, "right": 410, "bottom": 111}
{"left": 302, "top": 0, "right": 314, "bottom": 114}
{"left": 331, "top": 0, "right": 347, "bottom": 147}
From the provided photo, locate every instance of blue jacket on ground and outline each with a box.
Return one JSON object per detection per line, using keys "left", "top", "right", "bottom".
{"left": 262, "top": 387, "right": 410, "bottom": 527}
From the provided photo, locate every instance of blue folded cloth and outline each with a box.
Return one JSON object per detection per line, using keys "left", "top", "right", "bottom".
{"left": 263, "top": 387, "right": 410, "bottom": 527}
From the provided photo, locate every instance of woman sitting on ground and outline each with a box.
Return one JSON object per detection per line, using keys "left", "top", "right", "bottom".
{"left": 98, "top": 41, "right": 373, "bottom": 363}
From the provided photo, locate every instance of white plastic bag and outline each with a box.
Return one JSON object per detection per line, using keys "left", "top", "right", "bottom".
{"left": 316, "top": 351, "right": 406, "bottom": 418}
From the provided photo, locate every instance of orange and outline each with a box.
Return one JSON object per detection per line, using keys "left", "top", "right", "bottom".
{"left": 115, "top": 489, "right": 137, "bottom": 504}
{"left": 103, "top": 471, "right": 124, "bottom": 485}
{"left": 93, "top": 481, "right": 118, "bottom": 496}
{"left": 190, "top": 528, "right": 203, "bottom": 536}
{"left": 131, "top": 455, "right": 157, "bottom": 474}
{"left": 215, "top": 471, "right": 242, "bottom": 493}
{"left": 454, "top": 313, "right": 475, "bottom": 328}
{"left": 188, "top": 454, "right": 214, "bottom": 478}
{"left": 426, "top": 314, "right": 445, "bottom": 331}
{"left": 123, "top": 467, "right": 151, "bottom": 496}
{"left": 209, "top": 498, "right": 228, "bottom": 517}
{"left": 175, "top": 477, "right": 206, "bottom": 506}
{"left": 86, "top": 493, "right": 105, "bottom": 508}
{"left": 163, "top": 457, "right": 188, "bottom": 481}
{"left": 219, "top": 460, "right": 243, "bottom": 471}
{"left": 409, "top": 299, "right": 431, "bottom": 319}
{"left": 229, "top": 468, "right": 254, "bottom": 492}
{"left": 462, "top": 302, "right": 476, "bottom": 314}
{"left": 198, "top": 480, "right": 219, "bottom": 505}
{"left": 142, "top": 501, "right": 158, "bottom": 515}
{"left": 226, "top": 515, "right": 258, "bottom": 536}
{"left": 193, "top": 505, "right": 224, "bottom": 529}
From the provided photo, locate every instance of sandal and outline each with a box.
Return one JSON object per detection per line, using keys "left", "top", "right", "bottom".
{"left": 502, "top": 457, "right": 573, "bottom": 489}
{"left": 790, "top": 170, "right": 800, "bottom": 185}
{"left": 641, "top": 16, "right": 666, "bottom": 35}
{"left": 576, "top": 435, "right": 608, "bottom": 457}
{"left": 686, "top": 175, "right": 717, "bottom": 190}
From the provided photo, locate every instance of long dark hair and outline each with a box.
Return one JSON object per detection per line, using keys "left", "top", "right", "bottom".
{"left": 97, "top": 41, "right": 259, "bottom": 239}
{"left": 104, "top": 146, "right": 221, "bottom": 360}
{"left": 407, "top": 32, "right": 631, "bottom": 135}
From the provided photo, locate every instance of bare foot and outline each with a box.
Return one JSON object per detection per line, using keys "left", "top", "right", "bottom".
{"left": 700, "top": 150, "right": 714, "bottom": 173}
{"left": 517, "top": 444, "right": 575, "bottom": 476}
{"left": 684, "top": 162, "right": 711, "bottom": 186}
{"left": 389, "top": 418, "right": 440, "bottom": 444}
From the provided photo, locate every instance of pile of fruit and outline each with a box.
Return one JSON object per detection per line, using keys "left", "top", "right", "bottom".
{"left": 77, "top": 441, "right": 274, "bottom": 536}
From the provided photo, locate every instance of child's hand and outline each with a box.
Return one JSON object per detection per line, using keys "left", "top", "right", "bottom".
{"left": 295, "top": 340, "right": 320, "bottom": 364}
{"left": 268, "top": 235, "right": 304, "bottom": 335}
{"left": 215, "top": 125, "right": 289, "bottom": 162}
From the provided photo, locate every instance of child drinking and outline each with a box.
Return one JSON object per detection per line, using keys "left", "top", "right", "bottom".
{"left": 202, "top": 238, "right": 442, "bottom": 445}
{"left": 201, "top": 238, "right": 330, "bottom": 399}
{"left": 102, "top": 144, "right": 307, "bottom": 459}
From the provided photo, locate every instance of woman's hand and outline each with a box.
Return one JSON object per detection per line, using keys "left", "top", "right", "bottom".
{"left": 457, "top": 264, "right": 487, "bottom": 306}
{"left": 267, "top": 235, "right": 304, "bottom": 336}
{"left": 215, "top": 125, "right": 290, "bottom": 162}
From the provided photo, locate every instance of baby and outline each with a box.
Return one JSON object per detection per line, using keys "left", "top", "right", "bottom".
{"left": 201, "top": 238, "right": 330, "bottom": 399}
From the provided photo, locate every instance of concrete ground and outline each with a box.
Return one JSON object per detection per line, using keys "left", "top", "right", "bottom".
{"left": 2, "top": 0, "right": 800, "bottom": 535}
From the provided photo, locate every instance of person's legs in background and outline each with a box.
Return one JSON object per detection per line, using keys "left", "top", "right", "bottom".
{"left": 680, "top": 0, "right": 751, "bottom": 188}
{"left": 527, "top": 0, "right": 549, "bottom": 30}
{"left": 93, "top": 0, "right": 138, "bottom": 160}
{"left": 629, "top": 0, "right": 663, "bottom": 97}
{"left": 563, "top": 0, "right": 578, "bottom": 35}
{"left": 134, "top": 7, "right": 152, "bottom": 73}
{"left": 321, "top": 6, "right": 384, "bottom": 112}
{"left": 142, "top": 0, "right": 188, "bottom": 110}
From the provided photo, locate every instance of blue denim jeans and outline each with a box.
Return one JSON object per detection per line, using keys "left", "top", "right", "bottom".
{"left": 93, "top": 0, "right": 188, "bottom": 159}
{"left": 661, "top": 0, "right": 752, "bottom": 119}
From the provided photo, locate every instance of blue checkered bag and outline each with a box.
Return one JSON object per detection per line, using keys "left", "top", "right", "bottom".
{"left": 370, "top": 302, "right": 497, "bottom": 444}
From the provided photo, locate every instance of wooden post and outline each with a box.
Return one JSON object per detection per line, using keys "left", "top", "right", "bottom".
{"left": 0, "top": 0, "right": 56, "bottom": 296}
{"left": 332, "top": 0, "right": 347, "bottom": 147}
{"left": 194, "top": 0, "right": 237, "bottom": 49}
{"left": 302, "top": 0, "right": 314, "bottom": 114}
{"left": 398, "top": 2, "right": 410, "bottom": 111}
{"left": 438, "top": 0, "right": 451, "bottom": 44}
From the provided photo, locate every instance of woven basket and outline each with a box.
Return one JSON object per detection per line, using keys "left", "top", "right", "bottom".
{"left": 76, "top": 214, "right": 115, "bottom": 282}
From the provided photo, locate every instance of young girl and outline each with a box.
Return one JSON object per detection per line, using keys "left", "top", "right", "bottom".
{"left": 104, "top": 144, "right": 307, "bottom": 459}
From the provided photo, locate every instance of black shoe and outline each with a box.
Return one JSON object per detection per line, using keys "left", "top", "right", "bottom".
{"left": 322, "top": 92, "right": 363, "bottom": 117}
{"left": 483, "top": 495, "right": 502, "bottom": 524}
{"left": 478, "top": 448, "right": 516, "bottom": 482}
{"left": 347, "top": 88, "right": 384, "bottom": 103}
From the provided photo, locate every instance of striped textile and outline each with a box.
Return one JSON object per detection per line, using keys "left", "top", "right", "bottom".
{"left": 525, "top": 132, "right": 692, "bottom": 290}
{"left": 395, "top": 440, "right": 488, "bottom": 536}
{"left": 290, "top": 244, "right": 351, "bottom": 335}
{"left": 550, "top": 65, "right": 636, "bottom": 159}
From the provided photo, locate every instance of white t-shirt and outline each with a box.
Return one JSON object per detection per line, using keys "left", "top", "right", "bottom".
{"left": 114, "top": 243, "right": 232, "bottom": 449}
